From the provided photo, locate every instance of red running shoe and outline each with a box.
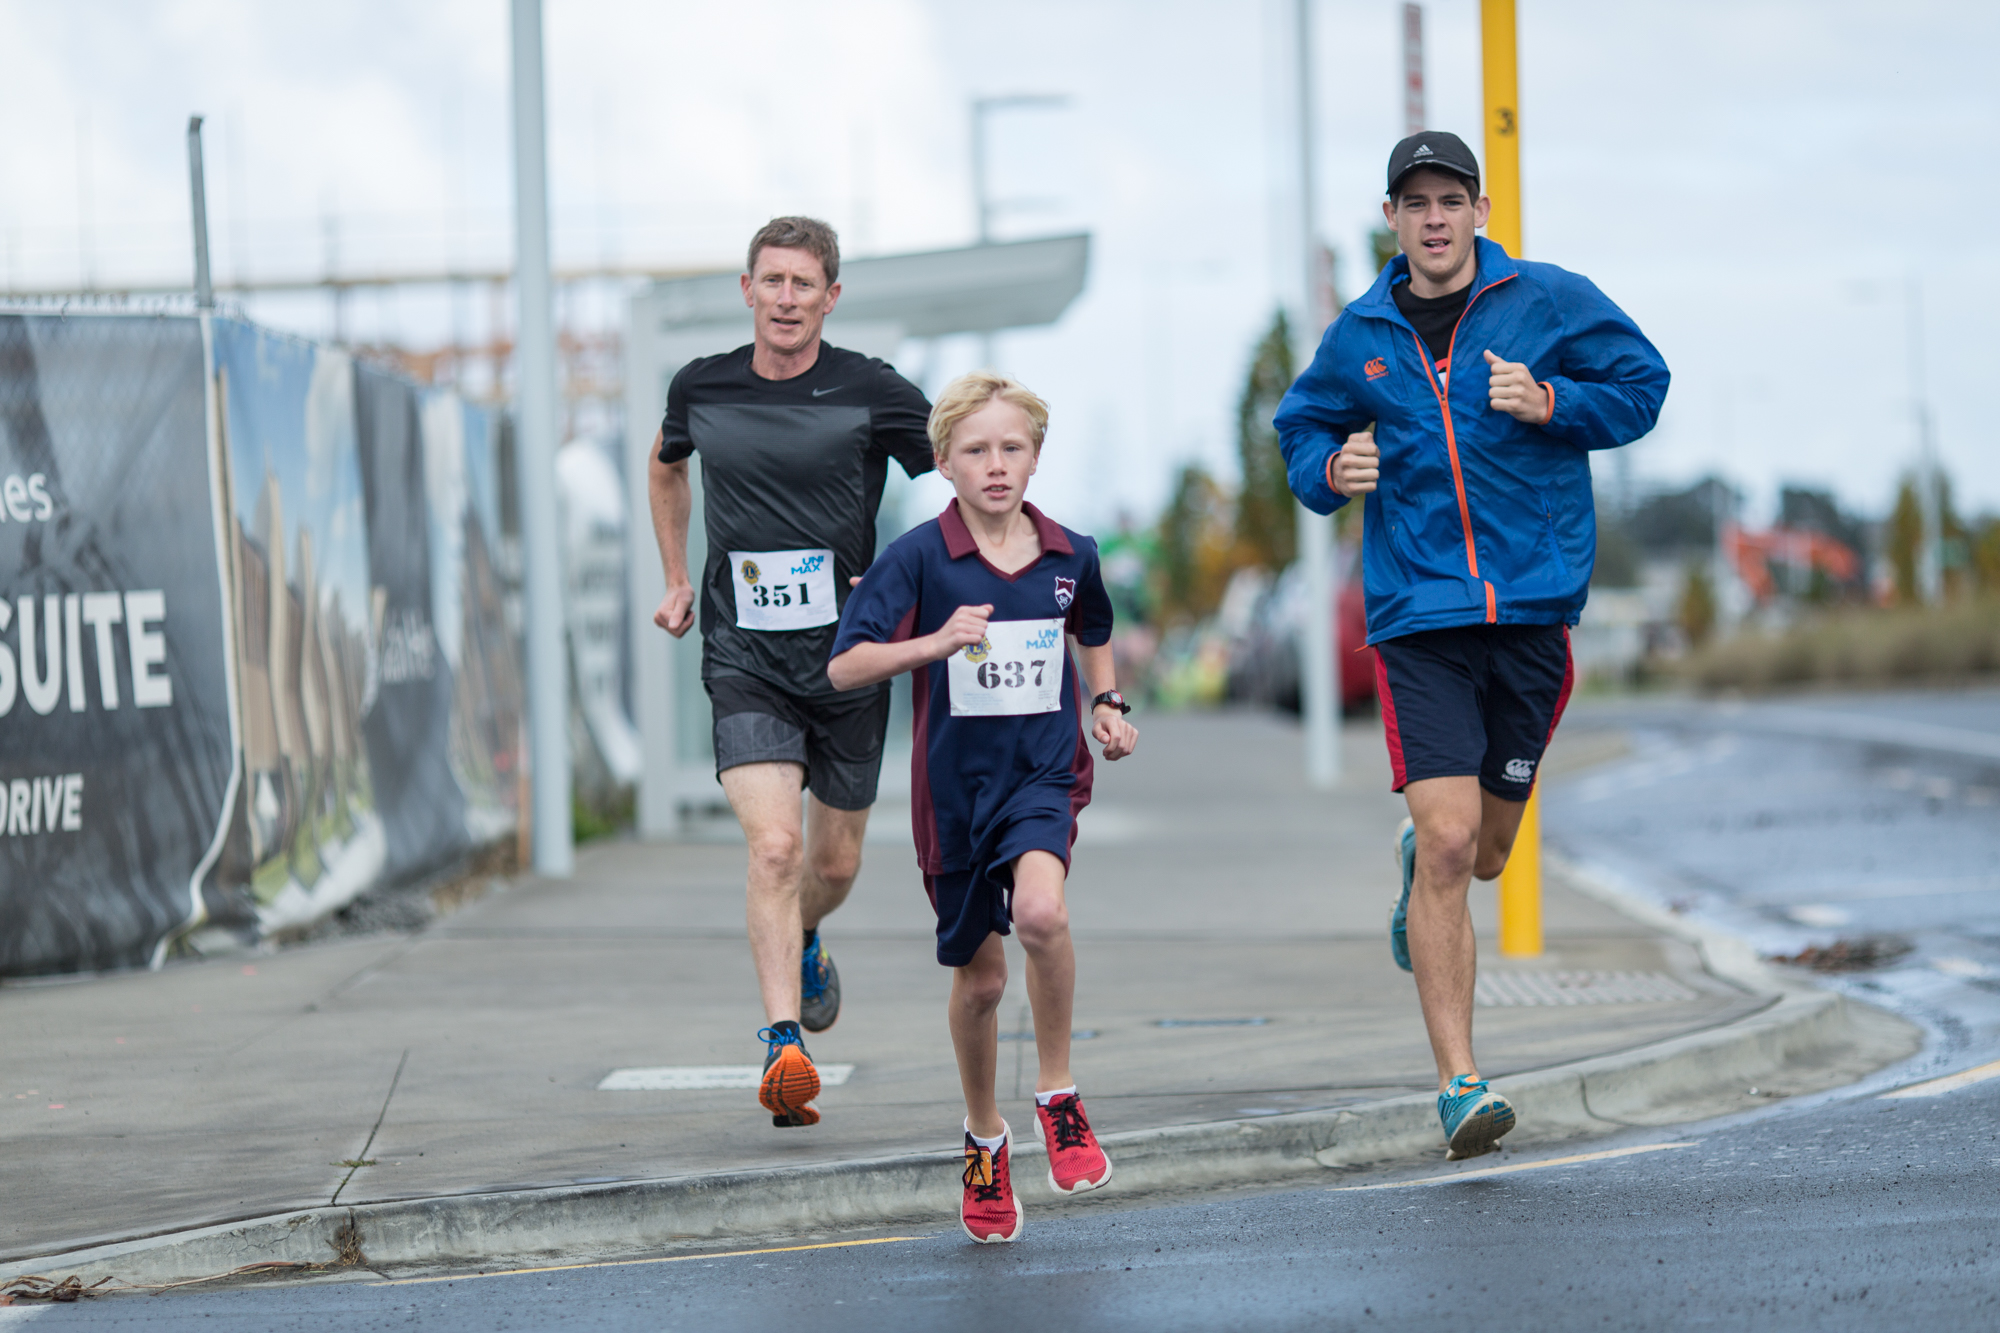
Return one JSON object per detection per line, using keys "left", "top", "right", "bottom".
{"left": 1033, "top": 1092, "right": 1113, "bottom": 1194}
{"left": 960, "top": 1124, "right": 1024, "bottom": 1243}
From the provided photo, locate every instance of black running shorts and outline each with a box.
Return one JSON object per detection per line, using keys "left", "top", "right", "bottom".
{"left": 1372, "top": 623, "right": 1574, "bottom": 799}
{"left": 706, "top": 674, "right": 892, "bottom": 811}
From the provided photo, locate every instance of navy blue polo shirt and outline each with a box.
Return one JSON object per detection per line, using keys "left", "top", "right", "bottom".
{"left": 831, "top": 500, "right": 1115, "bottom": 877}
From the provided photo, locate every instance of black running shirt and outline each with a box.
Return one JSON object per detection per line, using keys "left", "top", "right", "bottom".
{"left": 659, "top": 343, "right": 934, "bottom": 698}
{"left": 1391, "top": 278, "right": 1472, "bottom": 386}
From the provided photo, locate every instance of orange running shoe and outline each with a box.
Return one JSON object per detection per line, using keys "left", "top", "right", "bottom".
{"left": 961, "top": 1123, "right": 1023, "bottom": 1243}
{"left": 1033, "top": 1091, "right": 1113, "bottom": 1194}
{"left": 757, "top": 1025, "right": 821, "bottom": 1127}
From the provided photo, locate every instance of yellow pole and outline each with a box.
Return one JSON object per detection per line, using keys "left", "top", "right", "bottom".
{"left": 1499, "top": 782, "right": 1543, "bottom": 956}
{"left": 1483, "top": 0, "right": 1542, "bottom": 956}
{"left": 1480, "top": 0, "right": 1522, "bottom": 257}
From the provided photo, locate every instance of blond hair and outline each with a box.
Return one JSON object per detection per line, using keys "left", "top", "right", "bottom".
{"left": 926, "top": 371, "right": 1050, "bottom": 458}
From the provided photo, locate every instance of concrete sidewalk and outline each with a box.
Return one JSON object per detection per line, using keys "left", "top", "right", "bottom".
{"left": 0, "top": 709, "right": 1897, "bottom": 1271}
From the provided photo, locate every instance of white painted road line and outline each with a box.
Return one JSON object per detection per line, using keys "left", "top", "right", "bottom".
{"left": 1879, "top": 1058, "right": 2000, "bottom": 1100}
{"left": 1331, "top": 1141, "right": 1698, "bottom": 1191}
{"left": 597, "top": 1064, "right": 856, "bottom": 1091}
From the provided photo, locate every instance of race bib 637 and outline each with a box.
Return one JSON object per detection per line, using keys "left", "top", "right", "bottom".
{"left": 947, "top": 618, "right": 1066, "bottom": 717}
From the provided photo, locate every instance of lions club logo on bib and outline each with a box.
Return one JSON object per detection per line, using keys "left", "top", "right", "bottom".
{"left": 740, "top": 559, "right": 761, "bottom": 586}
{"left": 1053, "top": 576, "right": 1075, "bottom": 611}
{"left": 964, "top": 636, "right": 992, "bottom": 664}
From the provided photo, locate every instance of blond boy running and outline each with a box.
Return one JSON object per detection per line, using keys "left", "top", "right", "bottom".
{"left": 828, "top": 373, "right": 1137, "bottom": 1242}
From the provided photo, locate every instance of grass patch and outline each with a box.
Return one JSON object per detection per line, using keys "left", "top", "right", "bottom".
{"left": 1682, "top": 597, "right": 2000, "bottom": 693}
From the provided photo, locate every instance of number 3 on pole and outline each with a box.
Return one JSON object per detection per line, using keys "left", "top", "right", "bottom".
{"left": 1480, "top": 0, "right": 1523, "bottom": 258}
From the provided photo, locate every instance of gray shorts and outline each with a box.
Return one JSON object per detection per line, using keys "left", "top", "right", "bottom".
{"left": 705, "top": 674, "right": 891, "bottom": 811}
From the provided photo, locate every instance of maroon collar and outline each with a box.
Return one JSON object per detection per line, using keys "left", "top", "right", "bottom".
{"left": 938, "top": 498, "right": 1073, "bottom": 560}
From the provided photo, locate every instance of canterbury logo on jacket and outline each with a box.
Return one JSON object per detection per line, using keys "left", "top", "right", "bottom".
{"left": 1275, "top": 237, "right": 1669, "bottom": 644}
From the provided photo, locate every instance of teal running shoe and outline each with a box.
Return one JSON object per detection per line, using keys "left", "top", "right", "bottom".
{"left": 1438, "top": 1074, "right": 1515, "bottom": 1160}
{"left": 800, "top": 929, "right": 841, "bottom": 1033}
{"left": 1390, "top": 818, "right": 1415, "bottom": 972}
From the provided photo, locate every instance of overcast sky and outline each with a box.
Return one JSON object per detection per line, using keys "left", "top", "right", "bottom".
{"left": 3, "top": 0, "right": 1997, "bottom": 531}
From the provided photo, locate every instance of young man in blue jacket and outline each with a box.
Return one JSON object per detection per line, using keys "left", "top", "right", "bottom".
{"left": 1275, "top": 131, "right": 1669, "bottom": 1160}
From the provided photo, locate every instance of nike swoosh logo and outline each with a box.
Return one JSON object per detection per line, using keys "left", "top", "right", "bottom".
{"left": 811, "top": 386, "right": 845, "bottom": 397}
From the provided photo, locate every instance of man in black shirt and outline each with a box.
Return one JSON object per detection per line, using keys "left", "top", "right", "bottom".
{"left": 649, "top": 217, "right": 934, "bottom": 1128}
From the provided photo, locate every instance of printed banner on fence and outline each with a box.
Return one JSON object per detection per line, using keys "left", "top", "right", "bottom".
{"left": 0, "top": 313, "right": 235, "bottom": 975}
{"left": 1, "top": 313, "right": 522, "bottom": 977}
{"left": 205, "top": 318, "right": 383, "bottom": 936}
{"left": 419, "top": 392, "right": 523, "bottom": 845}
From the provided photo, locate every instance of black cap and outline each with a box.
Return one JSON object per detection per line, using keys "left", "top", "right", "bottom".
{"left": 1386, "top": 131, "right": 1480, "bottom": 197}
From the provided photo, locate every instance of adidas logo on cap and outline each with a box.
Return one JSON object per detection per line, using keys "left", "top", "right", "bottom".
{"left": 1414, "top": 144, "right": 1433, "bottom": 156}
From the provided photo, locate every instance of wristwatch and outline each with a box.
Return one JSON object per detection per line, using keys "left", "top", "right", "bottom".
{"left": 1091, "top": 690, "right": 1131, "bottom": 715}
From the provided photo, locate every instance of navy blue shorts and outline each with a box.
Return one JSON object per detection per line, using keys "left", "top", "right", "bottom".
{"left": 1373, "top": 623, "right": 1574, "bottom": 799}
{"left": 922, "top": 804, "right": 1076, "bottom": 968}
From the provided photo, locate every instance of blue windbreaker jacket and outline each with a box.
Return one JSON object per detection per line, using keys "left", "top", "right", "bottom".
{"left": 1276, "top": 237, "right": 1669, "bottom": 643}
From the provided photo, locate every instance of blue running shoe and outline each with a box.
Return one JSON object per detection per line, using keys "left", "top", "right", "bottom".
{"left": 1438, "top": 1074, "right": 1515, "bottom": 1161}
{"left": 1390, "top": 818, "right": 1415, "bottom": 972}
{"left": 800, "top": 930, "right": 841, "bottom": 1033}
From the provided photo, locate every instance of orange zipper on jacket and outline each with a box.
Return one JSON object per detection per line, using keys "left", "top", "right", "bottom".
{"left": 1410, "top": 273, "right": 1515, "bottom": 624}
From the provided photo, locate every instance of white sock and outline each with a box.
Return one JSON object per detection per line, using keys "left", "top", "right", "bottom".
{"left": 964, "top": 1119, "right": 1006, "bottom": 1153}
{"left": 1035, "top": 1085, "right": 1077, "bottom": 1107}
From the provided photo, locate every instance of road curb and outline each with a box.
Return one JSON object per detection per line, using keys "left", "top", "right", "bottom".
{"left": 1, "top": 888, "right": 1897, "bottom": 1288}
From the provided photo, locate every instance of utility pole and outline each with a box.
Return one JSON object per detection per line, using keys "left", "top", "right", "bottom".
{"left": 1907, "top": 276, "right": 1943, "bottom": 604}
{"left": 510, "top": 0, "right": 573, "bottom": 878}
{"left": 1294, "top": 0, "right": 1339, "bottom": 790}
{"left": 1402, "top": 3, "right": 1426, "bottom": 136}
{"left": 186, "top": 117, "right": 214, "bottom": 311}
{"left": 1483, "top": 0, "right": 1540, "bottom": 957}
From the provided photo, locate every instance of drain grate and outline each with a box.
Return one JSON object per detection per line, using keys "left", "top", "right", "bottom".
{"left": 1474, "top": 971, "right": 1699, "bottom": 1007}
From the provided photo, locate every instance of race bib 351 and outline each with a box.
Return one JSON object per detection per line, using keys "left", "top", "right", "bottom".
{"left": 947, "top": 618, "right": 1066, "bottom": 717}
{"left": 730, "top": 548, "right": 838, "bottom": 631}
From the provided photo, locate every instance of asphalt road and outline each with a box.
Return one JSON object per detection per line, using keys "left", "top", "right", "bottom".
{"left": 13, "top": 1066, "right": 1998, "bottom": 1332}
{"left": 1544, "top": 688, "right": 2000, "bottom": 1069}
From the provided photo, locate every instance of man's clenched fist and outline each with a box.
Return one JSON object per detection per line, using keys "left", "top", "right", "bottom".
{"left": 1484, "top": 349, "right": 1552, "bottom": 425}
{"left": 1332, "top": 430, "right": 1380, "bottom": 497}
{"left": 654, "top": 584, "right": 695, "bottom": 637}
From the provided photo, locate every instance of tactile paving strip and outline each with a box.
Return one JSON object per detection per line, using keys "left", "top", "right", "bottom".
{"left": 1474, "top": 971, "right": 1700, "bottom": 1007}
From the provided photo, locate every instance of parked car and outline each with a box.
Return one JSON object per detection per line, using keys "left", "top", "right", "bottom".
{"left": 1224, "top": 550, "right": 1375, "bottom": 716}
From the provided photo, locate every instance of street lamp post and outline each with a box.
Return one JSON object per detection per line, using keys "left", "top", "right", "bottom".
{"left": 509, "top": 0, "right": 573, "bottom": 877}
{"left": 1907, "top": 276, "right": 1943, "bottom": 605}
{"left": 1294, "top": 0, "right": 1340, "bottom": 791}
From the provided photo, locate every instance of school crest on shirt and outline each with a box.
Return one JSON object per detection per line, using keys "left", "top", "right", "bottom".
{"left": 1053, "top": 576, "right": 1076, "bottom": 611}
